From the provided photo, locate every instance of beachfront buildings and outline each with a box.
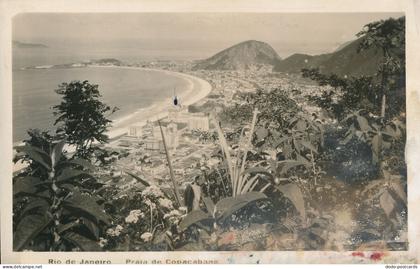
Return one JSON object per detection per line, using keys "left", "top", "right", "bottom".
{"left": 187, "top": 114, "right": 210, "bottom": 131}
{"left": 142, "top": 121, "right": 179, "bottom": 151}
{"left": 168, "top": 107, "right": 210, "bottom": 131}
{"left": 128, "top": 125, "right": 143, "bottom": 138}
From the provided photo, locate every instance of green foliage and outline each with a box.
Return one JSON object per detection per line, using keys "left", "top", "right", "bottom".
{"left": 219, "top": 103, "right": 254, "bottom": 125}
{"left": 53, "top": 80, "right": 118, "bottom": 159}
{"left": 302, "top": 17, "right": 405, "bottom": 121}
{"left": 251, "top": 88, "right": 300, "bottom": 130}
{"left": 102, "top": 185, "right": 183, "bottom": 251}
{"left": 275, "top": 183, "right": 306, "bottom": 221}
{"left": 13, "top": 139, "right": 110, "bottom": 251}
{"left": 300, "top": 16, "right": 406, "bottom": 182}
{"left": 179, "top": 191, "right": 269, "bottom": 231}
{"left": 360, "top": 175, "right": 407, "bottom": 235}
{"left": 212, "top": 109, "right": 271, "bottom": 196}
{"left": 357, "top": 16, "right": 405, "bottom": 120}
{"left": 341, "top": 111, "right": 405, "bottom": 167}
{"left": 357, "top": 17, "right": 405, "bottom": 65}
{"left": 272, "top": 112, "right": 323, "bottom": 159}
{"left": 158, "top": 120, "right": 183, "bottom": 207}
{"left": 302, "top": 68, "right": 379, "bottom": 119}
{"left": 14, "top": 129, "right": 54, "bottom": 179}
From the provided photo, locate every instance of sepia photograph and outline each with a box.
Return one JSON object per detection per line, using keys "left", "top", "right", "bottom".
{"left": 9, "top": 11, "right": 409, "bottom": 254}
{"left": 0, "top": 0, "right": 418, "bottom": 263}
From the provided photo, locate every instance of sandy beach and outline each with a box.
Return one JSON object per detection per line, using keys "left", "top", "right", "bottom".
{"left": 91, "top": 65, "right": 212, "bottom": 139}
{"left": 13, "top": 65, "right": 212, "bottom": 172}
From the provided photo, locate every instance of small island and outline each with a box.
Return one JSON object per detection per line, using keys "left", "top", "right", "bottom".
{"left": 13, "top": 40, "right": 48, "bottom": 48}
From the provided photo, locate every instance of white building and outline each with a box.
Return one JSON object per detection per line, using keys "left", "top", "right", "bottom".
{"left": 165, "top": 121, "right": 179, "bottom": 150}
{"left": 127, "top": 125, "right": 143, "bottom": 138}
{"left": 144, "top": 122, "right": 178, "bottom": 151}
{"left": 188, "top": 114, "right": 210, "bottom": 131}
{"left": 145, "top": 139, "right": 164, "bottom": 151}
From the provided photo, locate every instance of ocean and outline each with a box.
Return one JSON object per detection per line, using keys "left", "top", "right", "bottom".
{"left": 12, "top": 67, "right": 190, "bottom": 142}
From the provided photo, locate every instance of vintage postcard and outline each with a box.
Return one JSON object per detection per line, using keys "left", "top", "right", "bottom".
{"left": 1, "top": 0, "right": 419, "bottom": 264}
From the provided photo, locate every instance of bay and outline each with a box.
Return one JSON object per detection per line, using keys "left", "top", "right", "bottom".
{"left": 13, "top": 67, "right": 189, "bottom": 142}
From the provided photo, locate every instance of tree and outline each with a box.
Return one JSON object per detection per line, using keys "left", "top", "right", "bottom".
{"left": 356, "top": 16, "right": 405, "bottom": 120}
{"left": 300, "top": 17, "right": 406, "bottom": 179}
{"left": 53, "top": 80, "right": 118, "bottom": 159}
{"left": 301, "top": 68, "right": 378, "bottom": 119}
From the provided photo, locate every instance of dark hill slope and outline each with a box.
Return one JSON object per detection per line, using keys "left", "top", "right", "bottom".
{"left": 273, "top": 38, "right": 383, "bottom": 77}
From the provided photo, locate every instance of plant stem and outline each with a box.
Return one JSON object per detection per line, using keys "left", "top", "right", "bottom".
{"left": 150, "top": 204, "right": 153, "bottom": 233}
{"left": 236, "top": 109, "right": 259, "bottom": 196}
{"left": 216, "top": 168, "right": 228, "bottom": 196}
{"left": 310, "top": 150, "right": 317, "bottom": 186}
{"left": 381, "top": 94, "right": 386, "bottom": 118}
{"left": 158, "top": 120, "right": 182, "bottom": 207}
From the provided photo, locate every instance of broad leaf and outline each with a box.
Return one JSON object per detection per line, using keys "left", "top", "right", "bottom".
{"left": 357, "top": 115, "right": 371, "bottom": 132}
{"left": 20, "top": 199, "right": 49, "bottom": 217}
{"left": 300, "top": 140, "right": 318, "bottom": 153}
{"left": 242, "top": 167, "right": 274, "bottom": 180}
{"left": 215, "top": 192, "right": 268, "bottom": 222}
{"left": 63, "top": 190, "right": 111, "bottom": 225}
{"left": 60, "top": 158, "right": 95, "bottom": 170}
{"left": 14, "top": 214, "right": 52, "bottom": 250}
{"left": 296, "top": 154, "right": 311, "bottom": 166}
{"left": 56, "top": 168, "right": 93, "bottom": 183}
{"left": 202, "top": 197, "right": 215, "bottom": 217}
{"left": 255, "top": 127, "right": 269, "bottom": 141}
{"left": 385, "top": 125, "right": 396, "bottom": 137}
{"left": 389, "top": 180, "right": 407, "bottom": 204}
{"left": 14, "top": 145, "right": 51, "bottom": 171}
{"left": 13, "top": 176, "right": 40, "bottom": 196}
{"left": 278, "top": 160, "right": 308, "bottom": 175}
{"left": 82, "top": 217, "right": 100, "bottom": 240}
{"left": 62, "top": 232, "right": 101, "bottom": 251}
{"left": 179, "top": 210, "right": 212, "bottom": 231}
{"left": 380, "top": 190, "right": 396, "bottom": 218}
{"left": 276, "top": 183, "right": 306, "bottom": 220}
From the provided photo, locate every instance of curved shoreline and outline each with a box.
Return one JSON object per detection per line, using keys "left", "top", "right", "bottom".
{"left": 87, "top": 65, "right": 212, "bottom": 139}
{"left": 13, "top": 65, "right": 212, "bottom": 172}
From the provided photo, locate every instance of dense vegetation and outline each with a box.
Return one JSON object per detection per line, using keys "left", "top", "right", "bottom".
{"left": 13, "top": 17, "right": 407, "bottom": 251}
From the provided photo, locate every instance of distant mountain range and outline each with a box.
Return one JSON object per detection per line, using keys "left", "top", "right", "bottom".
{"left": 273, "top": 37, "right": 382, "bottom": 76}
{"left": 194, "top": 38, "right": 383, "bottom": 77}
{"left": 193, "top": 40, "right": 281, "bottom": 70}
{"left": 13, "top": 40, "right": 48, "bottom": 49}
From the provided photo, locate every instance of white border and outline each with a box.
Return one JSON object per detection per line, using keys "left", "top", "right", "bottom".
{"left": 1, "top": 0, "right": 419, "bottom": 264}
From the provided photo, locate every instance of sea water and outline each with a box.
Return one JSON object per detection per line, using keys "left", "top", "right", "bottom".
{"left": 12, "top": 67, "right": 189, "bottom": 142}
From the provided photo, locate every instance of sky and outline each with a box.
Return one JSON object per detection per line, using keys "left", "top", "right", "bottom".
{"left": 13, "top": 12, "right": 404, "bottom": 59}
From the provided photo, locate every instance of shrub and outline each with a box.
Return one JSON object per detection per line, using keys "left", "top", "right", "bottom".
{"left": 13, "top": 139, "right": 110, "bottom": 251}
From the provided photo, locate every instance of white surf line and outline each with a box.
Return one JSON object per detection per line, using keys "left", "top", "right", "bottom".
{"left": 89, "top": 65, "right": 212, "bottom": 139}
{"left": 13, "top": 65, "right": 212, "bottom": 172}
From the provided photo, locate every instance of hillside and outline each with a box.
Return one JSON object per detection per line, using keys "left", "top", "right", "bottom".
{"left": 273, "top": 38, "right": 383, "bottom": 77}
{"left": 272, "top": 53, "right": 332, "bottom": 74}
{"left": 333, "top": 39, "right": 354, "bottom": 52}
{"left": 193, "top": 40, "right": 281, "bottom": 70}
